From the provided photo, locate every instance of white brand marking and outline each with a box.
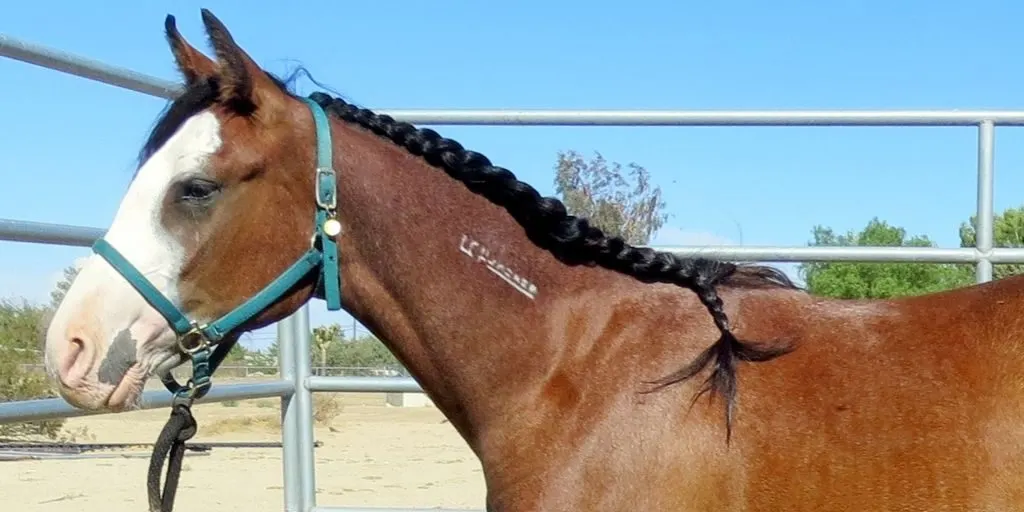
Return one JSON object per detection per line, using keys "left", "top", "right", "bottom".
{"left": 459, "top": 234, "right": 538, "bottom": 300}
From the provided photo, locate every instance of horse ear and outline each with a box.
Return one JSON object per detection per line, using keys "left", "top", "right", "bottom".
{"left": 199, "top": 8, "right": 284, "bottom": 114}
{"left": 165, "top": 14, "right": 217, "bottom": 86}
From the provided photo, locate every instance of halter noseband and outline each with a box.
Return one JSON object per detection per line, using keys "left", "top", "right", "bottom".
{"left": 91, "top": 97, "right": 343, "bottom": 400}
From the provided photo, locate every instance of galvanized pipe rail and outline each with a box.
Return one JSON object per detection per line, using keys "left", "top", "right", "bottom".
{"left": 0, "top": 31, "right": 1019, "bottom": 512}
{"left": 0, "top": 380, "right": 295, "bottom": 424}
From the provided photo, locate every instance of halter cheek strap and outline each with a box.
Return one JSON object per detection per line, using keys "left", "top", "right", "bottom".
{"left": 91, "top": 97, "right": 342, "bottom": 400}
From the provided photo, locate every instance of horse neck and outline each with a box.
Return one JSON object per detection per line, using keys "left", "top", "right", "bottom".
{"left": 328, "top": 120, "right": 613, "bottom": 448}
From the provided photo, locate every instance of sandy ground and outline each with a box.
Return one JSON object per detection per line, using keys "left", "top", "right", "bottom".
{"left": 2, "top": 387, "right": 486, "bottom": 511}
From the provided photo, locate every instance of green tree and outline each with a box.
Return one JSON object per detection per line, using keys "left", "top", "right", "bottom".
{"left": 312, "top": 324, "right": 344, "bottom": 376}
{"left": 259, "top": 331, "right": 402, "bottom": 374}
{"left": 554, "top": 150, "right": 668, "bottom": 245}
{"left": 49, "top": 264, "right": 80, "bottom": 309}
{"left": 325, "top": 334, "right": 402, "bottom": 371}
{"left": 243, "top": 346, "right": 277, "bottom": 369}
{"left": 959, "top": 205, "right": 1024, "bottom": 280}
{"left": 215, "top": 342, "right": 259, "bottom": 374}
{"left": 799, "top": 217, "right": 972, "bottom": 299}
{"left": 0, "top": 299, "right": 65, "bottom": 439}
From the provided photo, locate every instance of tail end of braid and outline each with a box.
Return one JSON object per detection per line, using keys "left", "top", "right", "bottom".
{"left": 643, "top": 260, "right": 793, "bottom": 444}
{"left": 645, "top": 331, "right": 790, "bottom": 443}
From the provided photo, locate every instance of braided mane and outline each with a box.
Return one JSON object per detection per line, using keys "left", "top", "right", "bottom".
{"left": 140, "top": 75, "right": 801, "bottom": 440}
{"left": 307, "top": 92, "right": 800, "bottom": 440}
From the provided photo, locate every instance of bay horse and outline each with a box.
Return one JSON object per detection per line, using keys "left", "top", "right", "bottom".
{"left": 42, "top": 9, "right": 1024, "bottom": 512}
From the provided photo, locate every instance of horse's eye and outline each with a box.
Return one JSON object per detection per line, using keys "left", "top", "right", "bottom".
{"left": 179, "top": 178, "right": 221, "bottom": 203}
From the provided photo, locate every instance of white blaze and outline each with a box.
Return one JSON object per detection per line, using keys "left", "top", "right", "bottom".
{"left": 45, "top": 111, "right": 223, "bottom": 388}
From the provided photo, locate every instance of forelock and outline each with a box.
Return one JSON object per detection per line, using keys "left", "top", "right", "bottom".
{"left": 136, "top": 70, "right": 300, "bottom": 177}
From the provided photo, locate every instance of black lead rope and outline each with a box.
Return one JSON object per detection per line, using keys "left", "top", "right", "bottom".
{"left": 146, "top": 339, "right": 236, "bottom": 512}
{"left": 147, "top": 400, "right": 197, "bottom": 512}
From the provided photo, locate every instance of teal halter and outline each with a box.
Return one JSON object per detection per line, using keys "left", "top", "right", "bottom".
{"left": 92, "top": 97, "right": 342, "bottom": 399}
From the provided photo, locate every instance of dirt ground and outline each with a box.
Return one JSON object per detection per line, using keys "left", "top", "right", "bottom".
{"left": 2, "top": 387, "right": 486, "bottom": 511}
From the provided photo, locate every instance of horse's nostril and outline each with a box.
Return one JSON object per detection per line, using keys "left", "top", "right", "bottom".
{"left": 58, "top": 336, "right": 92, "bottom": 388}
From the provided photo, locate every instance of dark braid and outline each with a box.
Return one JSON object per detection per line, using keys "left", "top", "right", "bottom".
{"left": 307, "top": 92, "right": 796, "bottom": 441}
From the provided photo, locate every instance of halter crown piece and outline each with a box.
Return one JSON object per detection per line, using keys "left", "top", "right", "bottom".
{"left": 92, "top": 97, "right": 343, "bottom": 400}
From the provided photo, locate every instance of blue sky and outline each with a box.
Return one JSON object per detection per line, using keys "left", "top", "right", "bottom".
{"left": 4, "top": 1, "right": 1024, "bottom": 351}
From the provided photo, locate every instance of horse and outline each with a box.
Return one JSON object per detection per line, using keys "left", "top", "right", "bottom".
{"left": 42, "top": 9, "right": 1024, "bottom": 511}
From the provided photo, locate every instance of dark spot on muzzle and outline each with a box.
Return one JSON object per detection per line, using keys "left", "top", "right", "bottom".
{"left": 97, "top": 329, "right": 138, "bottom": 385}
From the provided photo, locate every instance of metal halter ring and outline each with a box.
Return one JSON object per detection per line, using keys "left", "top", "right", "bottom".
{"left": 176, "top": 322, "right": 213, "bottom": 355}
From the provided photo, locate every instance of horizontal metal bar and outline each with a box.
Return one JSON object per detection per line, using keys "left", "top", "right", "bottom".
{"left": 658, "top": 245, "right": 982, "bottom": 263}
{"left": 0, "top": 380, "right": 293, "bottom": 424}
{"left": 0, "top": 440, "right": 309, "bottom": 451}
{"left": 379, "top": 109, "right": 1024, "bottom": 127}
{"left": 312, "top": 507, "right": 481, "bottom": 512}
{"left": 7, "top": 34, "right": 1024, "bottom": 127}
{"left": 666, "top": 246, "right": 1024, "bottom": 263}
{"left": 307, "top": 376, "right": 423, "bottom": 393}
{"left": 983, "top": 248, "right": 1024, "bottom": 263}
{"left": 0, "top": 450, "right": 210, "bottom": 461}
{"left": 0, "top": 218, "right": 104, "bottom": 247}
{"left": 12, "top": 216, "right": 1024, "bottom": 266}
{"left": 10, "top": 217, "right": 1024, "bottom": 265}
{"left": 0, "top": 33, "right": 180, "bottom": 99}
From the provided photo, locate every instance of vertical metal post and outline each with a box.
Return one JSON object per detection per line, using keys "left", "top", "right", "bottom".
{"left": 278, "top": 314, "right": 301, "bottom": 512}
{"left": 976, "top": 120, "right": 995, "bottom": 283}
{"left": 293, "top": 304, "right": 318, "bottom": 510}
